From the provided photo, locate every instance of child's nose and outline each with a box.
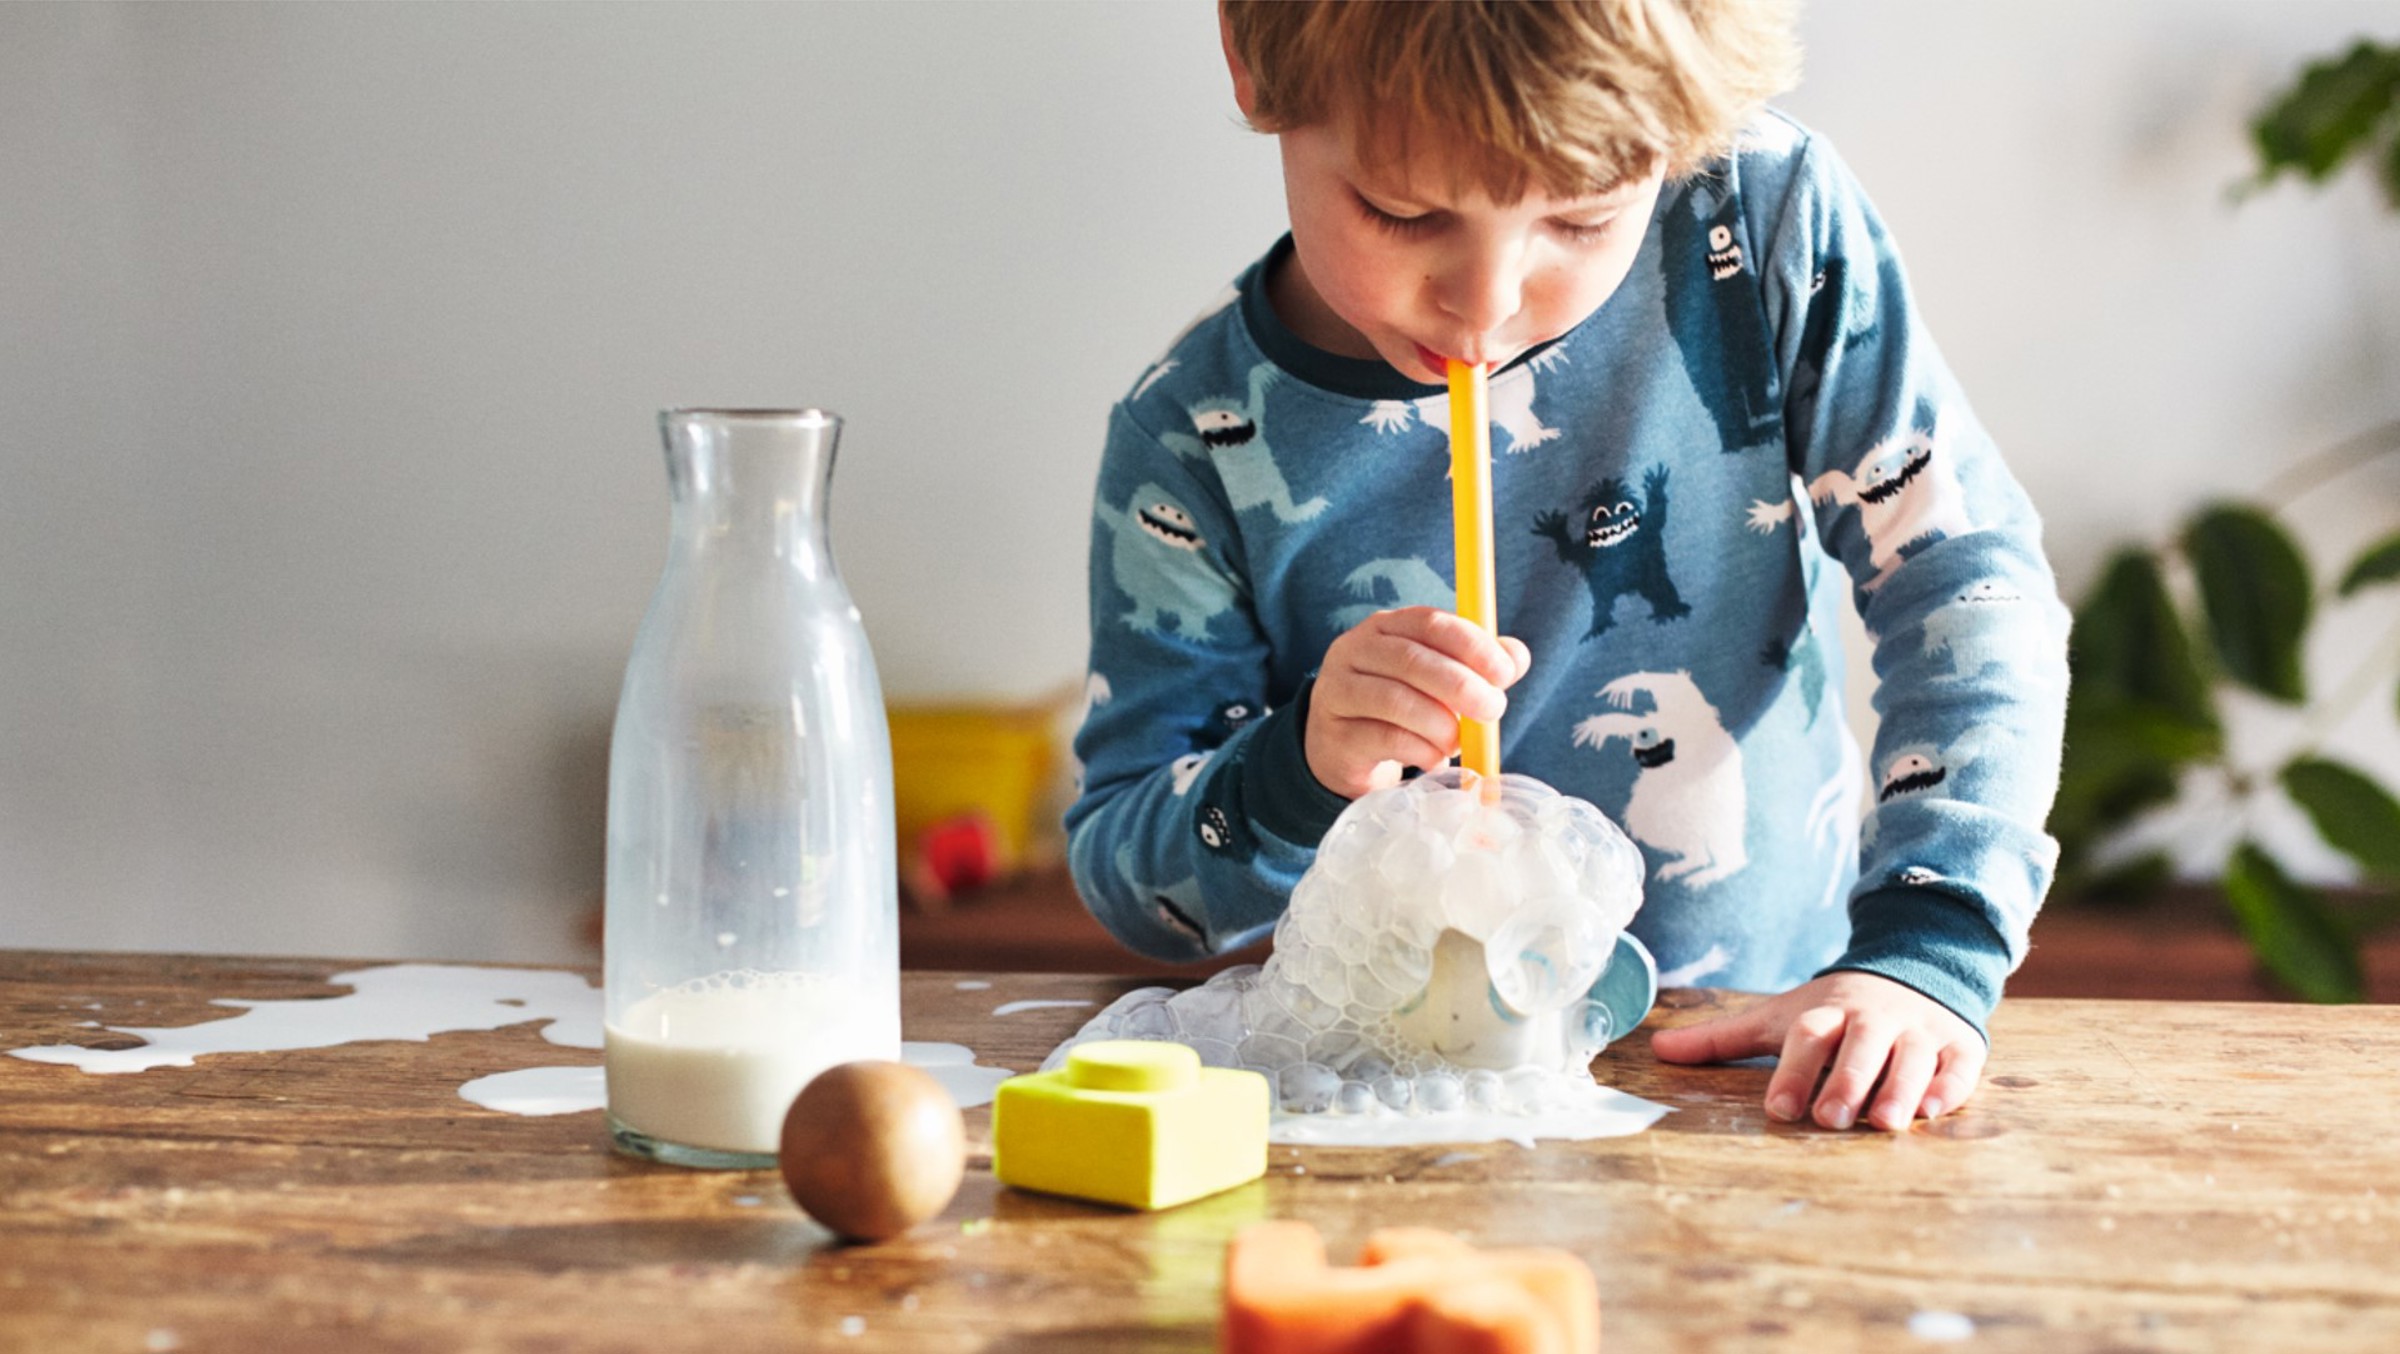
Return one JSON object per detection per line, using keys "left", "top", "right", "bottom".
{"left": 1434, "top": 246, "right": 1526, "bottom": 349}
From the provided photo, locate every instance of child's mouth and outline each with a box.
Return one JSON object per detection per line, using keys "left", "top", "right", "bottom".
{"left": 1416, "top": 342, "right": 1513, "bottom": 381}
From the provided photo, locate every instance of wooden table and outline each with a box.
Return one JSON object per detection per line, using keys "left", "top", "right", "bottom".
{"left": 3, "top": 951, "right": 2395, "bottom": 1352}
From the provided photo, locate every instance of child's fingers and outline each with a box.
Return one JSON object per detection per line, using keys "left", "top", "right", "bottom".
{"left": 1647, "top": 1004, "right": 1774, "bottom": 1066}
{"left": 1866, "top": 1032, "right": 1942, "bottom": 1132}
{"left": 1328, "top": 715, "right": 1452, "bottom": 774}
{"left": 1810, "top": 1015, "right": 1897, "bottom": 1131}
{"left": 1497, "top": 636, "right": 1532, "bottom": 686}
{"left": 1920, "top": 1040, "right": 1988, "bottom": 1121}
{"left": 1323, "top": 669, "right": 1473, "bottom": 744}
{"left": 1351, "top": 632, "right": 1509, "bottom": 722}
{"left": 1307, "top": 696, "right": 1453, "bottom": 792}
{"left": 1762, "top": 1004, "right": 1847, "bottom": 1122}
{"left": 1384, "top": 608, "right": 1523, "bottom": 692}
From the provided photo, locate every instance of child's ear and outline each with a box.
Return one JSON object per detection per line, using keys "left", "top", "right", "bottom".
{"left": 1219, "top": 4, "right": 1258, "bottom": 119}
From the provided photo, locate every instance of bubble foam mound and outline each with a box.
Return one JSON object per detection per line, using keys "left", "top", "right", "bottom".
{"left": 1047, "top": 768, "right": 1647, "bottom": 1127}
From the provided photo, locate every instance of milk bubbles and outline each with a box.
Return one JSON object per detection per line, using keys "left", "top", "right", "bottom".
{"left": 1047, "top": 769, "right": 1648, "bottom": 1131}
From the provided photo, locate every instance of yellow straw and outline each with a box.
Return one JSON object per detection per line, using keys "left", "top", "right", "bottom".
{"left": 1447, "top": 359, "right": 1500, "bottom": 793}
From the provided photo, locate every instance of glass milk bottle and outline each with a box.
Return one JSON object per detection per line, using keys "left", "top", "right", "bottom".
{"left": 603, "top": 408, "right": 900, "bottom": 1168}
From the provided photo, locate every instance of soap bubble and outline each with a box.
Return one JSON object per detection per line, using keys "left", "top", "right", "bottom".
{"left": 1043, "top": 768, "right": 1647, "bottom": 1125}
{"left": 1278, "top": 1062, "right": 1340, "bottom": 1114}
{"left": 1486, "top": 895, "right": 1612, "bottom": 1017}
{"left": 1172, "top": 979, "right": 1243, "bottom": 1042}
{"left": 1365, "top": 932, "right": 1433, "bottom": 998}
{"left": 1416, "top": 1070, "right": 1465, "bottom": 1113}
{"left": 1245, "top": 1030, "right": 1303, "bottom": 1069}
{"left": 1184, "top": 1035, "right": 1239, "bottom": 1068}
{"left": 1437, "top": 848, "right": 1513, "bottom": 938}
{"left": 1304, "top": 1027, "right": 1363, "bottom": 1069}
{"left": 1572, "top": 997, "right": 1616, "bottom": 1049}
{"left": 1299, "top": 945, "right": 1349, "bottom": 1009}
{"left": 1117, "top": 1000, "right": 1177, "bottom": 1042}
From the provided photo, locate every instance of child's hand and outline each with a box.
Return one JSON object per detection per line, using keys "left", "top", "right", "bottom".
{"left": 1304, "top": 607, "right": 1530, "bottom": 800}
{"left": 1649, "top": 971, "right": 1984, "bottom": 1132}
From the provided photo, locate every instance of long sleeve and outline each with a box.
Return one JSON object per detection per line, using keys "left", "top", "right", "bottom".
{"left": 1756, "top": 136, "right": 2072, "bottom": 1030}
{"left": 1066, "top": 401, "right": 1348, "bottom": 963}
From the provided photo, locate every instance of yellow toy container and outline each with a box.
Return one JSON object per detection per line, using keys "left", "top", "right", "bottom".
{"left": 886, "top": 701, "right": 1064, "bottom": 881}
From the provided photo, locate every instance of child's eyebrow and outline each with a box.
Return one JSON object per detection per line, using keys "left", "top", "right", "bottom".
{"left": 1571, "top": 173, "right": 1638, "bottom": 204}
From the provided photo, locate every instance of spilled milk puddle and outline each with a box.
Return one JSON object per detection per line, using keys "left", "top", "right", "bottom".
{"left": 8, "top": 963, "right": 1013, "bottom": 1115}
{"left": 11, "top": 963, "right": 1665, "bottom": 1146}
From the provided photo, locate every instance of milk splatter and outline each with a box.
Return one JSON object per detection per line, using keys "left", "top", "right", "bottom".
{"left": 904, "top": 1040, "right": 1015, "bottom": 1109}
{"left": 10, "top": 964, "right": 1015, "bottom": 1115}
{"left": 10, "top": 964, "right": 601, "bottom": 1073}
{"left": 992, "top": 999, "right": 1095, "bottom": 1017}
{"left": 459, "top": 1064, "right": 607, "bottom": 1116}
{"left": 1907, "top": 1310, "right": 1977, "bottom": 1342}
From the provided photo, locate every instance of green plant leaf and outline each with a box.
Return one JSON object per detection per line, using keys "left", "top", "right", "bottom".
{"left": 2329, "top": 889, "right": 2400, "bottom": 937}
{"left": 2054, "top": 547, "right": 2227, "bottom": 870}
{"left": 2280, "top": 756, "right": 2400, "bottom": 881}
{"left": 2183, "top": 504, "right": 2312, "bottom": 703}
{"left": 2338, "top": 530, "right": 2400, "bottom": 597}
{"left": 2051, "top": 704, "right": 2218, "bottom": 871}
{"left": 2251, "top": 40, "right": 2400, "bottom": 184}
{"left": 2068, "top": 548, "right": 2218, "bottom": 729}
{"left": 2064, "top": 850, "right": 2175, "bottom": 908}
{"left": 2222, "top": 842, "right": 2364, "bottom": 1003}
{"left": 2386, "top": 121, "right": 2400, "bottom": 209}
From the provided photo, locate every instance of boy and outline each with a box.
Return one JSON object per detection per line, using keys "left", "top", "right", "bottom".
{"left": 1068, "top": 0, "right": 2068, "bottom": 1134}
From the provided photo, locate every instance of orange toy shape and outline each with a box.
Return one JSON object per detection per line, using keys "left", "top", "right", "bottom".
{"left": 1222, "top": 1220, "right": 1600, "bottom": 1354}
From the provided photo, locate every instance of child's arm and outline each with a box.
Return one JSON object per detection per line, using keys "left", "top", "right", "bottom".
{"left": 1658, "top": 127, "right": 2070, "bottom": 1130}
{"left": 1066, "top": 416, "right": 1286, "bottom": 961}
{"left": 1070, "top": 397, "right": 1514, "bottom": 963}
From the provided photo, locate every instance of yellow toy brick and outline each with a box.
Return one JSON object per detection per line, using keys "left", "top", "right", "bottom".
{"left": 990, "top": 1040, "right": 1269, "bottom": 1210}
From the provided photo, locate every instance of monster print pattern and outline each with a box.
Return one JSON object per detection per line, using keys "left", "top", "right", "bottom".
{"left": 1095, "top": 483, "right": 1238, "bottom": 639}
{"left": 1660, "top": 187, "right": 1780, "bottom": 451}
{"left": 1746, "top": 411, "right": 1977, "bottom": 592}
{"left": 1114, "top": 843, "right": 1207, "bottom": 947}
{"left": 1162, "top": 363, "right": 1328, "bottom": 523}
{"left": 1327, "top": 558, "right": 1456, "bottom": 630}
{"left": 1360, "top": 355, "right": 1566, "bottom": 454}
{"left": 1571, "top": 671, "right": 1748, "bottom": 888}
{"left": 1534, "top": 465, "right": 1690, "bottom": 638}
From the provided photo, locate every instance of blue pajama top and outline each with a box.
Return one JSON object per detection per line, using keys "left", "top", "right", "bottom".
{"left": 1065, "top": 112, "right": 2071, "bottom": 1034}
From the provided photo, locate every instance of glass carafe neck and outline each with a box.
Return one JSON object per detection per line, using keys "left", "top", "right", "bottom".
{"left": 660, "top": 408, "right": 841, "bottom": 570}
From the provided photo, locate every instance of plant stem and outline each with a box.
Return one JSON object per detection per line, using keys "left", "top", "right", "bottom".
{"left": 2254, "top": 419, "right": 2400, "bottom": 515}
{"left": 2293, "top": 613, "right": 2400, "bottom": 756}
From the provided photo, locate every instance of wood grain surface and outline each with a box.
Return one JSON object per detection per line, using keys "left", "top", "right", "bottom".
{"left": 2, "top": 950, "right": 2395, "bottom": 1352}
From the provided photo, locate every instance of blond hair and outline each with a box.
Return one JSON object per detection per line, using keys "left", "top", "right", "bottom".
{"left": 1223, "top": 0, "right": 1800, "bottom": 196}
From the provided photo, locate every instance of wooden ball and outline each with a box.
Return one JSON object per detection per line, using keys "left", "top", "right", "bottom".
{"left": 778, "top": 1060, "right": 965, "bottom": 1242}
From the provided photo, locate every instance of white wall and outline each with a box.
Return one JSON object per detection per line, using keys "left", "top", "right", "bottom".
{"left": 4, "top": 2, "right": 2395, "bottom": 962}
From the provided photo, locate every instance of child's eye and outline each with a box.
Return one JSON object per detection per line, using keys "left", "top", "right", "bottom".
{"left": 1553, "top": 215, "right": 1619, "bottom": 244}
{"left": 1356, "top": 195, "right": 1436, "bottom": 236}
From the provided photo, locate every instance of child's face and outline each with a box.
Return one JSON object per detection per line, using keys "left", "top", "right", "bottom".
{"left": 1271, "top": 118, "right": 1663, "bottom": 384}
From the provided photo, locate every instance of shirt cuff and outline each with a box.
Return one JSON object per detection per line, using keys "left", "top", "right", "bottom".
{"left": 1242, "top": 677, "right": 1351, "bottom": 848}
{"left": 1818, "top": 885, "right": 2014, "bottom": 1042}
